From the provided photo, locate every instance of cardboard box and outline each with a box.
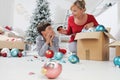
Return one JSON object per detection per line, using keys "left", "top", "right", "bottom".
{"left": 109, "top": 41, "right": 120, "bottom": 56}
{"left": 0, "top": 41, "right": 25, "bottom": 50}
{"left": 75, "top": 32, "right": 115, "bottom": 61}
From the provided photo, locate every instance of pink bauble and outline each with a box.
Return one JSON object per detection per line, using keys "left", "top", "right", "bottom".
{"left": 42, "top": 61, "right": 62, "bottom": 79}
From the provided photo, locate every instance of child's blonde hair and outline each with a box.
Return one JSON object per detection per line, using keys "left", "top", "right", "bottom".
{"left": 70, "top": 0, "right": 86, "bottom": 11}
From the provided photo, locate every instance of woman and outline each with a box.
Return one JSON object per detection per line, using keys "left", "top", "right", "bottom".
{"left": 58, "top": 0, "right": 99, "bottom": 53}
{"left": 36, "top": 22, "right": 59, "bottom": 57}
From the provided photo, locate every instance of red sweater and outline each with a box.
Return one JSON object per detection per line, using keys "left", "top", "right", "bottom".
{"left": 66, "top": 14, "right": 99, "bottom": 42}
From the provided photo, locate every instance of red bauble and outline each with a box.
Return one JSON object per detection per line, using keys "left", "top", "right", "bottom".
{"left": 0, "top": 52, "right": 2, "bottom": 56}
{"left": 2, "top": 53, "right": 7, "bottom": 57}
{"left": 59, "top": 48, "right": 67, "bottom": 54}
{"left": 5, "top": 26, "right": 12, "bottom": 31}
{"left": 17, "top": 52, "right": 23, "bottom": 57}
{"left": 45, "top": 50, "right": 54, "bottom": 58}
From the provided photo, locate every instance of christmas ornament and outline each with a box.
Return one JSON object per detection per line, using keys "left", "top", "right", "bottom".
{"left": 57, "top": 26, "right": 63, "bottom": 31}
{"left": 59, "top": 48, "right": 67, "bottom": 54}
{"left": 68, "top": 54, "right": 79, "bottom": 64}
{"left": 1, "top": 53, "right": 7, "bottom": 57}
{"left": 82, "top": 27, "right": 95, "bottom": 32}
{"left": 81, "top": 28, "right": 87, "bottom": 32}
{"left": 1, "top": 48, "right": 11, "bottom": 57}
{"left": 21, "top": 51, "right": 27, "bottom": 56}
{"left": 5, "top": 26, "right": 12, "bottom": 31}
{"left": 60, "top": 59, "right": 66, "bottom": 63}
{"left": 41, "top": 61, "right": 62, "bottom": 79}
{"left": 11, "top": 48, "right": 19, "bottom": 57}
{"left": 45, "top": 50, "right": 54, "bottom": 58}
{"left": 113, "top": 56, "right": 120, "bottom": 67}
{"left": 28, "top": 72, "right": 35, "bottom": 75}
{"left": 34, "top": 55, "right": 38, "bottom": 58}
{"left": 53, "top": 52, "right": 63, "bottom": 60}
{"left": 0, "top": 52, "right": 2, "bottom": 56}
{"left": 95, "top": 25, "right": 107, "bottom": 32}
{"left": 17, "top": 52, "right": 23, "bottom": 57}
{"left": 87, "top": 27, "right": 96, "bottom": 32}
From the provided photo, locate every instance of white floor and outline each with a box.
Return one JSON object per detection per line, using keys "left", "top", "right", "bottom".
{"left": 0, "top": 54, "right": 120, "bottom": 80}
{"left": 0, "top": 42, "right": 119, "bottom": 80}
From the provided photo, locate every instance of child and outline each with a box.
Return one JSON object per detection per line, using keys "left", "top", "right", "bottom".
{"left": 36, "top": 22, "right": 59, "bottom": 57}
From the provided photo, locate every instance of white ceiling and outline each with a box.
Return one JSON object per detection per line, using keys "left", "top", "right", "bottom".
{"left": 85, "top": 0, "right": 120, "bottom": 16}
{"left": 68, "top": 0, "right": 120, "bottom": 16}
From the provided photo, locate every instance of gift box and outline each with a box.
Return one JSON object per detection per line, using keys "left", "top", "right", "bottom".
{"left": 75, "top": 32, "right": 115, "bottom": 61}
{"left": 109, "top": 41, "right": 120, "bottom": 56}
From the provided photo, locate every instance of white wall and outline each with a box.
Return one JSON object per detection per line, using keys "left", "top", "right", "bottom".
{"left": 48, "top": 0, "right": 73, "bottom": 24}
{"left": 13, "top": 0, "right": 36, "bottom": 35}
{"left": 12, "top": 0, "right": 73, "bottom": 35}
{"left": 96, "top": 2, "right": 120, "bottom": 60}
{"left": 0, "top": 0, "right": 105, "bottom": 32}
{"left": 96, "top": 3, "right": 119, "bottom": 38}
{"left": 115, "top": 2, "right": 120, "bottom": 40}
{"left": 0, "top": 0, "right": 14, "bottom": 26}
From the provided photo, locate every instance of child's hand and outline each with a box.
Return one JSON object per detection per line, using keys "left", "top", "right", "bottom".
{"left": 49, "top": 32, "right": 55, "bottom": 46}
{"left": 45, "top": 33, "right": 51, "bottom": 44}
{"left": 50, "top": 32, "right": 55, "bottom": 40}
{"left": 45, "top": 31, "right": 55, "bottom": 45}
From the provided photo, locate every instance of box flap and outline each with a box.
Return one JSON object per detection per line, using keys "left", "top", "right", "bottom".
{"left": 109, "top": 41, "right": 120, "bottom": 47}
{"left": 75, "top": 32, "right": 100, "bottom": 40}
{"left": 104, "top": 32, "right": 116, "bottom": 40}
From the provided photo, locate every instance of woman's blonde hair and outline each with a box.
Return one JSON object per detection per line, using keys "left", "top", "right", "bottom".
{"left": 70, "top": 0, "right": 86, "bottom": 10}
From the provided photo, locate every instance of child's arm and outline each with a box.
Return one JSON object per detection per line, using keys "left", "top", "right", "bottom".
{"left": 36, "top": 36, "right": 49, "bottom": 57}
{"left": 49, "top": 36, "right": 59, "bottom": 52}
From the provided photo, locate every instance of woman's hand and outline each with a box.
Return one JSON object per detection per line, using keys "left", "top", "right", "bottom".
{"left": 57, "top": 26, "right": 67, "bottom": 34}
{"left": 59, "top": 29, "right": 67, "bottom": 34}
{"left": 84, "top": 22, "right": 94, "bottom": 29}
{"left": 57, "top": 27, "right": 67, "bottom": 34}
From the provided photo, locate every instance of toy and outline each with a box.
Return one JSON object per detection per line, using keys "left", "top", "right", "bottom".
{"left": 68, "top": 54, "right": 79, "bottom": 64}
{"left": 53, "top": 52, "right": 63, "bottom": 60}
{"left": 113, "top": 56, "right": 120, "bottom": 67}
{"left": 82, "top": 27, "right": 96, "bottom": 32}
{"left": 11, "top": 48, "right": 19, "bottom": 57}
{"left": 1, "top": 48, "right": 11, "bottom": 57}
{"left": 59, "top": 48, "right": 67, "bottom": 54}
{"left": 95, "top": 25, "right": 108, "bottom": 32}
{"left": 57, "top": 26, "right": 63, "bottom": 31}
{"left": 0, "top": 52, "right": 2, "bottom": 56}
{"left": 17, "top": 52, "right": 23, "bottom": 57}
{"left": 5, "top": 26, "right": 12, "bottom": 31}
{"left": 41, "top": 61, "right": 62, "bottom": 79}
{"left": 1, "top": 53, "right": 7, "bottom": 57}
{"left": 45, "top": 50, "right": 54, "bottom": 58}
{"left": 21, "top": 51, "right": 27, "bottom": 56}
{"left": 0, "top": 48, "right": 24, "bottom": 57}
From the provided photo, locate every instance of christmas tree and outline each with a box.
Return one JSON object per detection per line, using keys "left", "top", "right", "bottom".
{"left": 26, "top": 0, "right": 51, "bottom": 43}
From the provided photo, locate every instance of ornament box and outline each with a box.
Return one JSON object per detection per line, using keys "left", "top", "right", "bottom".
{"left": 0, "top": 40, "right": 25, "bottom": 50}
{"left": 109, "top": 41, "right": 120, "bottom": 56}
{"left": 75, "top": 32, "right": 115, "bottom": 61}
